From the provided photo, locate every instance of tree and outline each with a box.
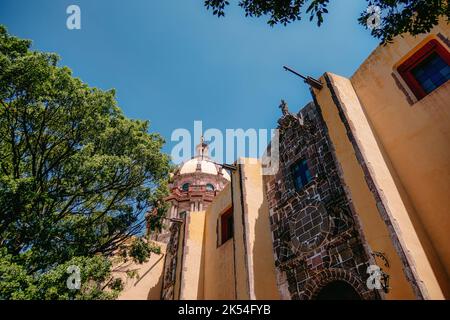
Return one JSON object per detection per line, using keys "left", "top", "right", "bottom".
{"left": 204, "top": 0, "right": 449, "bottom": 43}
{"left": 0, "top": 25, "right": 170, "bottom": 299}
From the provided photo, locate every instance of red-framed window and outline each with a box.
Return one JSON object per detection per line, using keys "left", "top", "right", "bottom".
{"left": 220, "top": 207, "right": 233, "bottom": 245}
{"left": 398, "top": 39, "right": 450, "bottom": 100}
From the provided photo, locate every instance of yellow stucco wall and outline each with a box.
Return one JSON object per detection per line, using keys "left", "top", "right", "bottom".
{"left": 349, "top": 23, "right": 449, "bottom": 298}
{"left": 179, "top": 211, "right": 206, "bottom": 299}
{"left": 201, "top": 160, "right": 279, "bottom": 300}
{"left": 115, "top": 242, "right": 167, "bottom": 300}
{"left": 313, "top": 76, "right": 418, "bottom": 299}
{"left": 229, "top": 167, "right": 251, "bottom": 300}
{"left": 203, "top": 184, "right": 237, "bottom": 299}
{"left": 238, "top": 159, "right": 280, "bottom": 300}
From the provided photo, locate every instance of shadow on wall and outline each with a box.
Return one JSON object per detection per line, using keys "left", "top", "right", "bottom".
{"left": 146, "top": 254, "right": 165, "bottom": 300}
{"left": 252, "top": 200, "right": 280, "bottom": 299}
{"left": 116, "top": 248, "right": 166, "bottom": 300}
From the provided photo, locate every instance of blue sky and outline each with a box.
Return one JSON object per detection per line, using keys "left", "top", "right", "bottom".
{"left": 0, "top": 0, "right": 378, "bottom": 163}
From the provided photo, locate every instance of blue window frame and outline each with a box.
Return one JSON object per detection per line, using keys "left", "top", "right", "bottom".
{"left": 291, "top": 159, "right": 313, "bottom": 191}
{"left": 411, "top": 52, "right": 450, "bottom": 94}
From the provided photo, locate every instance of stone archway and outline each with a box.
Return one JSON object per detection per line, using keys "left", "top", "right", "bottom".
{"left": 300, "top": 268, "right": 375, "bottom": 300}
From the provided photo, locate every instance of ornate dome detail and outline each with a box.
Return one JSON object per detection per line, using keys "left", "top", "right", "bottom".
{"left": 148, "top": 136, "right": 231, "bottom": 243}
{"left": 177, "top": 137, "right": 231, "bottom": 180}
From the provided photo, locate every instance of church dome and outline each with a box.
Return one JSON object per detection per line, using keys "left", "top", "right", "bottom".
{"left": 177, "top": 139, "right": 231, "bottom": 181}
{"left": 179, "top": 158, "right": 231, "bottom": 180}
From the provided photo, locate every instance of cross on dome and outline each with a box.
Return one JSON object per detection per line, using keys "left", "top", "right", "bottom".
{"left": 196, "top": 135, "right": 209, "bottom": 159}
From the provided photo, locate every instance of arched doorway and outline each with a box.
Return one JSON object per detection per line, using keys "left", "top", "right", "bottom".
{"left": 315, "top": 280, "right": 362, "bottom": 300}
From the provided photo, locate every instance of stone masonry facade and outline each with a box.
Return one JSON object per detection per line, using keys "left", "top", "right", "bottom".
{"left": 264, "top": 101, "right": 379, "bottom": 300}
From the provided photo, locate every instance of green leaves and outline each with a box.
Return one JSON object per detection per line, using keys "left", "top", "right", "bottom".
{"left": 203, "top": 0, "right": 449, "bottom": 43}
{"left": 0, "top": 25, "right": 170, "bottom": 299}
{"left": 0, "top": 249, "right": 119, "bottom": 300}
{"left": 127, "top": 237, "right": 159, "bottom": 264}
{"left": 358, "top": 0, "right": 449, "bottom": 43}
{"left": 205, "top": 0, "right": 230, "bottom": 17}
{"left": 0, "top": 248, "right": 38, "bottom": 300}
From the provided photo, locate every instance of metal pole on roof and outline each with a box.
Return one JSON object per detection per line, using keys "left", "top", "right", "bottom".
{"left": 283, "top": 65, "right": 323, "bottom": 90}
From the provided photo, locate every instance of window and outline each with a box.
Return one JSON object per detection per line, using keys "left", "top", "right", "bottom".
{"left": 206, "top": 183, "right": 215, "bottom": 191}
{"left": 181, "top": 183, "right": 190, "bottom": 192}
{"left": 219, "top": 207, "right": 233, "bottom": 245}
{"left": 291, "top": 159, "right": 313, "bottom": 191}
{"left": 411, "top": 53, "right": 450, "bottom": 94}
{"left": 398, "top": 39, "right": 450, "bottom": 100}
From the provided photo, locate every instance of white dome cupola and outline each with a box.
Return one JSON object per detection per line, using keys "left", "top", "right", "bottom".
{"left": 177, "top": 136, "right": 230, "bottom": 180}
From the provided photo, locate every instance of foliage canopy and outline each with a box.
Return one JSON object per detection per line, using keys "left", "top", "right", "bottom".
{"left": 0, "top": 25, "right": 170, "bottom": 299}
{"left": 204, "top": 0, "right": 449, "bottom": 43}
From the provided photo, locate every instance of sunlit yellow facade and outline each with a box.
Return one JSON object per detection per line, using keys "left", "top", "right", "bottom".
{"left": 118, "top": 22, "right": 449, "bottom": 300}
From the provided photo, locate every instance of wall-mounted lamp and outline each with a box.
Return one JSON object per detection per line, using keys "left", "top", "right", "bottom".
{"left": 220, "top": 163, "right": 237, "bottom": 172}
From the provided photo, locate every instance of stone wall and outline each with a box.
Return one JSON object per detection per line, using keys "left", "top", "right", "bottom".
{"left": 161, "top": 220, "right": 184, "bottom": 300}
{"left": 264, "top": 102, "right": 377, "bottom": 300}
